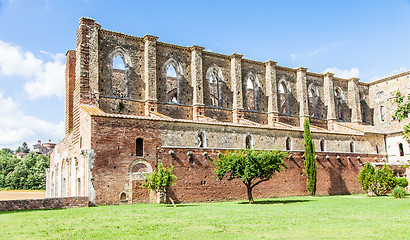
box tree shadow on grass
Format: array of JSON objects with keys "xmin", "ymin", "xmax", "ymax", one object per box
[{"xmin": 238, "ymin": 199, "xmax": 313, "ymax": 205}]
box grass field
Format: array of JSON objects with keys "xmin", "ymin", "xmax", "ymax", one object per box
[{"xmin": 0, "ymin": 195, "xmax": 409, "ymax": 239}]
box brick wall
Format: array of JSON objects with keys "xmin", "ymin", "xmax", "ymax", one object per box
[{"xmin": 0, "ymin": 197, "xmax": 89, "ymax": 211}]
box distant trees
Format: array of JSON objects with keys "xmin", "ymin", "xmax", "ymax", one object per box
[
  {"xmin": 213, "ymin": 149, "xmax": 287, "ymax": 204},
  {"xmin": 0, "ymin": 149, "xmax": 49, "ymax": 190},
  {"xmin": 303, "ymin": 118, "xmax": 317, "ymax": 196},
  {"xmin": 15, "ymin": 142, "xmax": 30, "ymax": 154}
]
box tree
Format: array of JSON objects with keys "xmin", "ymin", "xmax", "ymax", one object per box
[
  {"xmin": 392, "ymin": 91, "xmax": 410, "ymax": 140},
  {"xmin": 141, "ymin": 162, "xmax": 177, "ymax": 206},
  {"xmin": 213, "ymin": 149, "xmax": 287, "ymax": 204},
  {"xmin": 15, "ymin": 142, "xmax": 30, "ymax": 154},
  {"xmin": 304, "ymin": 118, "xmax": 317, "ymax": 196},
  {"xmin": 357, "ymin": 162, "xmax": 397, "ymax": 196}
]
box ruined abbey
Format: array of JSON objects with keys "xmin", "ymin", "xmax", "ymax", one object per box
[{"xmin": 46, "ymin": 17, "xmax": 410, "ymax": 205}]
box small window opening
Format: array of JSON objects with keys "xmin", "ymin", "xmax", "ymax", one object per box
[
  {"xmin": 376, "ymin": 145, "xmax": 380, "ymax": 154},
  {"xmin": 320, "ymin": 139, "xmax": 325, "ymax": 152},
  {"xmin": 350, "ymin": 141, "xmax": 355, "ymax": 153},
  {"xmin": 380, "ymin": 106, "xmax": 385, "ymax": 122},
  {"xmin": 285, "ymin": 137, "xmax": 291, "ymax": 151},
  {"xmin": 399, "ymin": 143, "xmax": 404, "ymax": 156},
  {"xmin": 245, "ymin": 135, "xmax": 252, "ymax": 149},
  {"xmin": 120, "ymin": 192, "xmax": 127, "ymax": 202},
  {"xmin": 197, "ymin": 133, "xmax": 204, "ymax": 148},
  {"xmin": 136, "ymin": 138, "xmax": 143, "ymax": 157}
]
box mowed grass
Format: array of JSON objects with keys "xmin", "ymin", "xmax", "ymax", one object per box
[{"xmin": 0, "ymin": 195, "xmax": 409, "ymax": 239}]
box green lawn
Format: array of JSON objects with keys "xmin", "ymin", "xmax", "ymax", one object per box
[{"xmin": 0, "ymin": 195, "xmax": 409, "ymax": 239}]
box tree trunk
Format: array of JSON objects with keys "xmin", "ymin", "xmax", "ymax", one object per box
[{"xmin": 247, "ymin": 186, "xmax": 254, "ymax": 204}]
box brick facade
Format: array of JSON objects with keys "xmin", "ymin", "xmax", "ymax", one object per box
[
  {"xmin": 0, "ymin": 197, "xmax": 89, "ymax": 211},
  {"xmin": 46, "ymin": 17, "xmax": 409, "ymax": 206}
]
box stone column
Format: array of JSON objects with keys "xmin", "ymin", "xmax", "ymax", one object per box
[
  {"xmin": 143, "ymin": 35, "xmax": 159, "ymax": 116},
  {"xmin": 191, "ymin": 45, "xmax": 205, "ymax": 120},
  {"xmin": 231, "ymin": 53, "xmax": 243, "ymax": 123},
  {"xmin": 296, "ymin": 67, "xmax": 308, "ymax": 127},
  {"xmin": 265, "ymin": 60, "xmax": 279, "ymax": 125},
  {"xmin": 348, "ymin": 78, "xmax": 362, "ymax": 124},
  {"xmin": 324, "ymin": 72, "xmax": 336, "ymax": 130}
]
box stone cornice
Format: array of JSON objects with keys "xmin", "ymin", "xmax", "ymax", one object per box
[
  {"xmin": 368, "ymin": 70, "xmax": 410, "ymax": 86},
  {"xmin": 157, "ymin": 41, "xmax": 190, "ymax": 52},
  {"xmin": 143, "ymin": 34, "xmax": 159, "ymax": 42},
  {"xmin": 190, "ymin": 45, "xmax": 205, "ymax": 52},
  {"xmin": 324, "ymin": 72, "xmax": 334, "ymax": 77},
  {"xmin": 202, "ymin": 50, "xmax": 231, "ymax": 60},
  {"xmin": 230, "ymin": 52, "xmax": 243, "ymax": 59},
  {"xmin": 296, "ymin": 67, "xmax": 308, "ymax": 72},
  {"xmin": 100, "ymin": 29, "xmax": 142, "ymax": 41},
  {"xmin": 264, "ymin": 60, "xmax": 277, "ymax": 66}
]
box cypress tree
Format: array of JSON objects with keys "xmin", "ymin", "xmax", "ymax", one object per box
[{"xmin": 304, "ymin": 118, "xmax": 317, "ymax": 196}]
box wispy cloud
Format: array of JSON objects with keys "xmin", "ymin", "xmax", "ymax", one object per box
[
  {"xmin": 323, "ymin": 67, "xmax": 360, "ymax": 79},
  {"xmin": 291, "ymin": 42, "xmax": 342, "ymax": 60},
  {"xmin": 0, "ymin": 40, "xmax": 65, "ymax": 99},
  {"xmin": 369, "ymin": 66, "xmax": 407, "ymax": 82},
  {"xmin": 0, "ymin": 91, "xmax": 64, "ymax": 149}
]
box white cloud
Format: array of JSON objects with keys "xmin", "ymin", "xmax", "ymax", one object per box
[
  {"xmin": 291, "ymin": 42, "xmax": 342, "ymax": 60},
  {"xmin": 0, "ymin": 40, "xmax": 65, "ymax": 99},
  {"xmin": 0, "ymin": 92, "xmax": 64, "ymax": 149},
  {"xmin": 323, "ymin": 67, "xmax": 360, "ymax": 79},
  {"xmin": 370, "ymin": 66, "xmax": 408, "ymax": 82}
]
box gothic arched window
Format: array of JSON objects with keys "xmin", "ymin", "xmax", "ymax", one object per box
[
  {"xmin": 279, "ymin": 82, "xmax": 289, "ymax": 114},
  {"xmin": 245, "ymin": 73, "xmax": 258, "ymax": 111},
  {"xmin": 207, "ymin": 66, "xmax": 223, "ymax": 107}
]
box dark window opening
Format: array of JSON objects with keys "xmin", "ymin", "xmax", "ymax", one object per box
[
  {"xmin": 120, "ymin": 192, "xmax": 127, "ymax": 201},
  {"xmin": 320, "ymin": 140, "xmax": 325, "ymax": 152},
  {"xmin": 399, "ymin": 143, "xmax": 404, "ymax": 156},
  {"xmin": 197, "ymin": 133, "xmax": 204, "ymax": 148},
  {"xmin": 245, "ymin": 135, "xmax": 252, "ymax": 149},
  {"xmin": 136, "ymin": 138, "xmax": 143, "ymax": 156},
  {"xmin": 350, "ymin": 141, "xmax": 354, "ymax": 153},
  {"xmin": 285, "ymin": 137, "xmax": 291, "ymax": 151}
]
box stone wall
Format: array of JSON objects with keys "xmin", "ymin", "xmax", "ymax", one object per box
[{"xmin": 0, "ymin": 197, "xmax": 89, "ymax": 211}]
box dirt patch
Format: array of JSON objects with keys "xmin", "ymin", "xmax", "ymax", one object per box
[{"xmin": 0, "ymin": 190, "xmax": 46, "ymax": 201}]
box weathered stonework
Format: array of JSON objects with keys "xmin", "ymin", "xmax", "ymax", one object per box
[{"xmin": 47, "ymin": 17, "xmax": 409, "ymax": 205}]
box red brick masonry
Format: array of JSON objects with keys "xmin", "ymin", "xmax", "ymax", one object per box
[{"xmin": 0, "ymin": 197, "xmax": 89, "ymax": 212}]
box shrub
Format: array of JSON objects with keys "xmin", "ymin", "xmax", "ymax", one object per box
[
  {"xmin": 391, "ymin": 186, "xmax": 407, "ymax": 198},
  {"xmin": 396, "ymin": 177, "xmax": 409, "ymax": 188},
  {"xmin": 357, "ymin": 163, "xmax": 397, "ymax": 196}
]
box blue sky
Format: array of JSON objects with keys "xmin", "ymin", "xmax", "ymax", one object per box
[{"xmin": 1, "ymin": 0, "xmax": 410, "ymax": 149}]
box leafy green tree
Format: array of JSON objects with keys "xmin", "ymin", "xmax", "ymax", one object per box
[
  {"xmin": 141, "ymin": 162, "xmax": 177, "ymax": 206},
  {"xmin": 304, "ymin": 118, "xmax": 317, "ymax": 196},
  {"xmin": 213, "ymin": 149, "xmax": 287, "ymax": 204},
  {"xmin": 15, "ymin": 142, "xmax": 30, "ymax": 153},
  {"xmin": 392, "ymin": 91, "xmax": 410, "ymax": 140},
  {"xmin": 1, "ymin": 148, "xmax": 13, "ymax": 154},
  {"xmin": 357, "ymin": 162, "xmax": 397, "ymax": 196},
  {"xmin": 4, "ymin": 153, "xmax": 49, "ymax": 190}
]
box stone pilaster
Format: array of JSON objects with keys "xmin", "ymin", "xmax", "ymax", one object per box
[
  {"xmin": 231, "ymin": 53, "xmax": 243, "ymax": 123},
  {"xmin": 296, "ymin": 67, "xmax": 308, "ymax": 127},
  {"xmin": 143, "ymin": 35, "xmax": 158, "ymax": 116},
  {"xmin": 324, "ymin": 72, "xmax": 336, "ymax": 130},
  {"xmin": 191, "ymin": 45, "xmax": 205, "ymax": 120},
  {"xmin": 265, "ymin": 60, "xmax": 279, "ymax": 125},
  {"xmin": 348, "ymin": 78, "xmax": 362, "ymax": 124}
]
